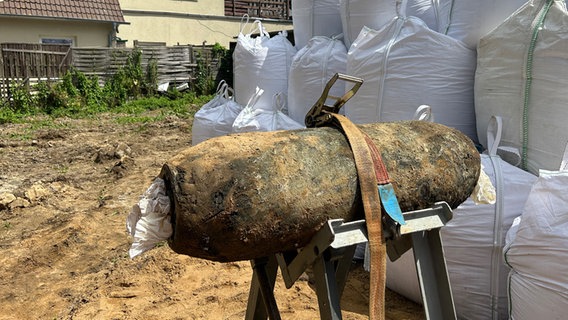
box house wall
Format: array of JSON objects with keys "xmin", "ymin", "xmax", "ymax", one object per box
[
  {"xmin": 118, "ymin": 0, "xmax": 292, "ymax": 48},
  {"xmin": 120, "ymin": 0, "xmax": 224, "ymax": 15},
  {"xmin": 0, "ymin": 18, "xmax": 114, "ymax": 47}
]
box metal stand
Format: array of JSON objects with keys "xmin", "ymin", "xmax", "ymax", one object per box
[{"xmin": 245, "ymin": 202, "xmax": 457, "ymax": 320}]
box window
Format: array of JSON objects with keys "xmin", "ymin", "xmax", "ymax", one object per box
[{"xmin": 41, "ymin": 38, "xmax": 74, "ymax": 46}]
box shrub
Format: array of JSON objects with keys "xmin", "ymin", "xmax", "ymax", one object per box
[
  {"xmin": 145, "ymin": 58, "xmax": 159, "ymax": 96},
  {"xmin": 8, "ymin": 81, "xmax": 35, "ymax": 114},
  {"xmin": 34, "ymin": 81, "xmax": 68, "ymax": 114}
]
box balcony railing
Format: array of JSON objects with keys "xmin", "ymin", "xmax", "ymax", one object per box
[{"xmin": 225, "ymin": 0, "xmax": 291, "ymax": 20}]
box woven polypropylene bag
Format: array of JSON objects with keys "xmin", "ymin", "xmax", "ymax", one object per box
[
  {"xmin": 291, "ymin": 0, "xmax": 343, "ymax": 49},
  {"xmin": 345, "ymin": 16, "xmax": 478, "ymax": 143},
  {"xmin": 287, "ymin": 36, "xmax": 347, "ymax": 124},
  {"xmin": 233, "ymin": 17, "xmax": 297, "ymax": 109},
  {"xmin": 191, "ymin": 81, "xmax": 243, "ymax": 145},
  {"xmin": 475, "ymin": 0, "xmax": 568, "ymax": 174},
  {"xmin": 504, "ymin": 142, "xmax": 568, "ymax": 320},
  {"xmin": 232, "ymin": 89, "xmax": 305, "ymax": 133}
]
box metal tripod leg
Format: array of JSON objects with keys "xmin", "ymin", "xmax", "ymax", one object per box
[
  {"xmin": 411, "ymin": 229, "xmax": 456, "ymax": 320},
  {"xmin": 312, "ymin": 245, "xmax": 356, "ymax": 320},
  {"xmin": 313, "ymin": 253, "xmax": 342, "ymax": 320},
  {"xmin": 245, "ymin": 256, "xmax": 280, "ymax": 320},
  {"xmin": 334, "ymin": 245, "xmax": 357, "ymax": 299}
]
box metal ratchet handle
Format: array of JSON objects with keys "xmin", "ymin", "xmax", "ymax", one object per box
[
  {"xmin": 305, "ymin": 73, "xmax": 364, "ymax": 128},
  {"xmin": 330, "ymin": 73, "xmax": 363, "ymax": 113}
]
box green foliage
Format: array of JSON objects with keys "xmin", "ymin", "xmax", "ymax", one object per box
[
  {"xmin": 103, "ymin": 72, "xmax": 129, "ymax": 109},
  {"xmin": 114, "ymin": 91, "xmax": 209, "ymax": 119},
  {"xmin": 7, "ymin": 81, "xmax": 35, "ymax": 114},
  {"xmin": 103, "ymin": 48, "xmax": 154, "ymax": 109},
  {"xmin": 0, "ymin": 46, "xmax": 215, "ymax": 124},
  {"xmin": 0, "ymin": 107, "xmax": 22, "ymax": 124},
  {"xmin": 193, "ymin": 43, "xmax": 229, "ymax": 96},
  {"xmin": 194, "ymin": 53, "xmax": 216, "ymax": 96},
  {"xmin": 122, "ymin": 48, "xmax": 145, "ymax": 98},
  {"xmin": 212, "ymin": 43, "xmax": 233, "ymax": 86},
  {"xmin": 32, "ymin": 69, "xmax": 106, "ymax": 117},
  {"xmin": 28, "ymin": 118, "xmax": 68, "ymax": 131},
  {"xmin": 0, "ymin": 117, "xmax": 68, "ymax": 140},
  {"xmin": 145, "ymin": 59, "xmax": 159, "ymax": 96},
  {"xmin": 211, "ymin": 42, "xmax": 226, "ymax": 58},
  {"xmin": 34, "ymin": 81, "xmax": 69, "ymax": 114},
  {"xmin": 69, "ymin": 68, "xmax": 105, "ymax": 109}
]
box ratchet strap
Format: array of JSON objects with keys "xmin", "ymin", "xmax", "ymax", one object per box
[
  {"xmin": 306, "ymin": 73, "xmax": 401, "ymax": 319},
  {"xmin": 329, "ymin": 113, "xmax": 387, "ymax": 320}
]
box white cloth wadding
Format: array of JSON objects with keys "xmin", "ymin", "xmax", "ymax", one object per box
[{"xmin": 126, "ymin": 178, "xmax": 173, "ymax": 258}]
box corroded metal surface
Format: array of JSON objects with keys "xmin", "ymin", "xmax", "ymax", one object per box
[{"xmin": 160, "ymin": 121, "xmax": 480, "ymax": 262}]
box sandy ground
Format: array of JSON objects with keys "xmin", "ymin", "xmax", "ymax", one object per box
[{"xmin": 0, "ymin": 109, "xmax": 425, "ymax": 320}]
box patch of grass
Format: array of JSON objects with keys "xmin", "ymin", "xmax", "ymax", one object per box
[
  {"xmin": 97, "ymin": 187, "xmax": 113, "ymax": 208},
  {"xmin": 132, "ymin": 123, "xmax": 151, "ymax": 134},
  {"xmin": 0, "ymin": 106, "xmax": 27, "ymax": 124},
  {"xmin": 54, "ymin": 164, "xmax": 69, "ymax": 174},
  {"xmin": 8, "ymin": 132, "xmax": 33, "ymax": 141},
  {"xmin": 1, "ymin": 117, "xmax": 70, "ymax": 141},
  {"xmin": 110, "ymin": 255, "xmax": 121, "ymax": 266},
  {"xmin": 115, "ymin": 115, "xmax": 161, "ymax": 125},
  {"xmin": 110, "ymin": 92, "xmax": 212, "ymax": 125},
  {"xmin": 117, "ymin": 92, "xmax": 210, "ymax": 114},
  {"xmin": 28, "ymin": 118, "xmax": 69, "ymax": 131}
]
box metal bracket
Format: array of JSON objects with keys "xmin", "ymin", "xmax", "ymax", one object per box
[{"xmin": 386, "ymin": 201, "xmax": 453, "ymax": 261}]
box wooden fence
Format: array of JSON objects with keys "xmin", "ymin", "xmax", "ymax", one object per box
[
  {"xmin": 1, "ymin": 43, "xmax": 72, "ymax": 98},
  {"xmin": 1, "ymin": 43, "xmax": 222, "ymax": 99},
  {"xmin": 225, "ymin": 0, "xmax": 291, "ymax": 20}
]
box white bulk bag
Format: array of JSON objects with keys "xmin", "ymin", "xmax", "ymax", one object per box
[
  {"xmin": 339, "ymin": 0, "xmax": 398, "ymax": 48},
  {"xmin": 507, "ymin": 270, "xmax": 568, "ymax": 320},
  {"xmin": 385, "ymin": 250, "xmax": 422, "ymax": 304},
  {"xmin": 191, "ymin": 81, "xmax": 243, "ymax": 145},
  {"xmin": 291, "ymin": 0, "xmax": 343, "ymax": 50},
  {"xmin": 440, "ymin": 0, "xmax": 527, "ymax": 49},
  {"xmin": 233, "ymin": 16, "xmax": 297, "ymax": 108},
  {"xmin": 475, "ymin": 0, "xmax": 568, "ymax": 175},
  {"xmin": 405, "ymin": 0, "xmax": 446, "ymax": 32},
  {"xmin": 345, "ymin": 16, "xmax": 478, "ymax": 143},
  {"xmin": 504, "ymin": 142, "xmax": 568, "ymax": 320},
  {"xmin": 287, "ymin": 36, "xmax": 347, "ymax": 124},
  {"xmin": 232, "ymin": 89, "xmax": 305, "ymax": 133},
  {"xmin": 386, "ymin": 116, "xmax": 537, "ymax": 319}
]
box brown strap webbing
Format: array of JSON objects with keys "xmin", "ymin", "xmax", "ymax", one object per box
[{"xmin": 328, "ymin": 113, "xmax": 387, "ymax": 320}]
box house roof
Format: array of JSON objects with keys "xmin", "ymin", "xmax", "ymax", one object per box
[{"xmin": 0, "ymin": 0, "xmax": 126, "ymax": 23}]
